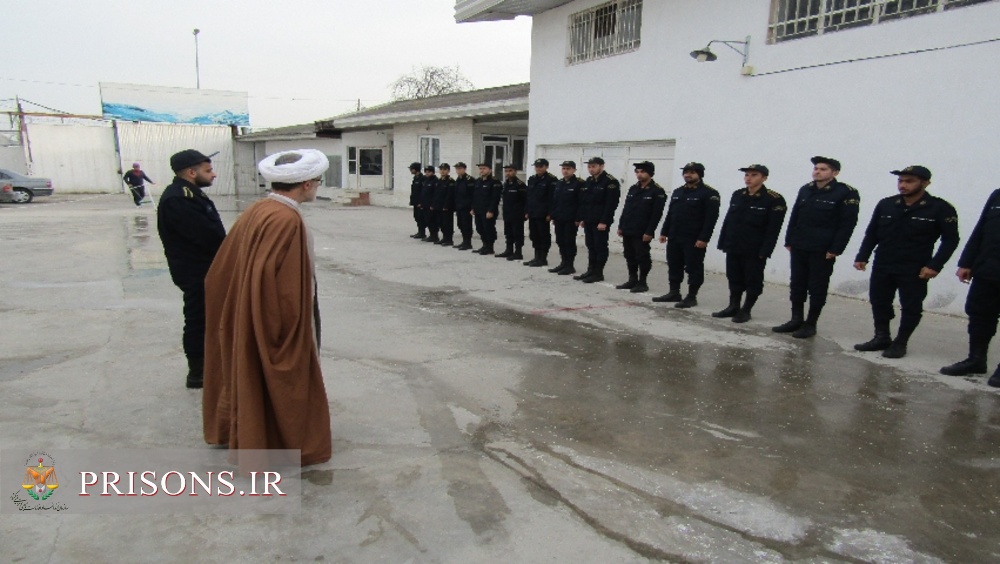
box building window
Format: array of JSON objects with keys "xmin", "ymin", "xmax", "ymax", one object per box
[
  {"xmin": 348, "ymin": 146, "xmax": 357, "ymax": 175},
  {"xmin": 420, "ymin": 136, "xmax": 441, "ymax": 168},
  {"xmin": 567, "ymin": 0, "xmax": 643, "ymax": 65},
  {"xmin": 359, "ymin": 149, "xmax": 383, "ymax": 176},
  {"xmin": 768, "ymin": 0, "xmax": 996, "ymax": 43}
]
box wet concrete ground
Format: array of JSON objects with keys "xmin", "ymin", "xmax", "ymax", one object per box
[{"xmin": 1, "ymin": 194, "xmax": 999, "ymax": 563}]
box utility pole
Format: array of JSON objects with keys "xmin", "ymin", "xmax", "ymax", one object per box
[
  {"xmin": 15, "ymin": 96, "xmax": 33, "ymax": 172},
  {"xmin": 193, "ymin": 29, "xmax": 201, "ymax": 89},
  {"xmin": 357, "ymin": 98, "xmax": 361, "ymax": 111}
]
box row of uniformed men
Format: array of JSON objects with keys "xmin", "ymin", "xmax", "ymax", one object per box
[{"xmin": 407, "ymin": 157, "xmax": 1000, "ymax": 386}]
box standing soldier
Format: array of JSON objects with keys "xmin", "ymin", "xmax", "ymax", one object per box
[
  {"xmin": 853, "ymin": 166, "xmax": 959, "ymax": 358},
  {"xmin": 472, "ymin": 162, "xmax": 503, "ymax": 255},
  {"xmin": 434, "ymin": 163, "xmax": 456, "ymax": 246},
  {"xmin": 498, "ymin": 164, "xmax": 528, "ymax": 260},
  {"xmin": 524, "ymin": 158, "xmax": 558, "ymax": 267},
  {"xmin": 773, "ymin": 156, "xmax": 860, "ymax": 338},
  {"xmin": 714, "ymin": 164, "xmax": 787, "ymax": 323},
  {"xmin": 408, "ymin": 162, "xmax": 425, "ymax": 239},
  {"xmin": 420, "ymin": 166, "xmax": 439, "ymax": 243},
  {"xmin": 156, "ymin": 149, "xmax": 226, "ymax": 388},
  {"xmin": 575, "ymin": 157, "xmax": 622, "ymax": 283},
  {"xmin": 615, "ymin": 161, "xmax": 667, "ymax": 293},
  {"xmin": 452, "ymin": 163, "xmax": 475, "ymax": 250},
  {"xmin": 653, "ymin": 162, "xmax": 720, "ymax": 309},
  {"xmin": 549, "ymin": 161, "xmax": 584, "ymax": 275},
  {"xmin": 941, "ymin": 187, "xmax": 1000, "ymax": 385}
]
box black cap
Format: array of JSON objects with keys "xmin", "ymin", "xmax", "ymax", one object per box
[
  {"xmin": 739, "ymin": 164, "xmax": 770, "ymax": 176},
  {"xmin": 811, "ymin": 156, "xmax": 842, "ymax": 171},
  {"xmin": 476, "ymin": 162, "xmax": 491, "ymax": 168},
  {"xmin": 634, "ymin": 161, "xmax": 655, "ymax": 175},
  {"xmin": 170, "ymin": 149, "xmax": 217, "ymax": 173},
  {"xmin": 560, "ymin": 160, "xmax": 577, "ymax": 168},
  {"xmin": 503, "ymin": 163, "xmax": 517, "ymax": 170},
  {"xmin": 587, "ymin": 157, "xmax": 605, "ymax": 165},
  {"xmin": 423, "ymin": 165, "xmax": 435, "ymax": 172},
  {"xmin": 455, "ymin": 162, "xmax": 467, "ymax": 169},
  {"xmin": 438, "ymin": 163, "xmax": 450, "ymax": 170},
  {"xmin": 890, "ymin": 165, "xmax": 932, "ymax": 180},
  {"xmin": 681, "ymin": 162, "xmax": 705, "ymax": 176},
  {"xmin": 409, "ymin": 162, "xmax": 422, "ymax": 171},
  {"xmin": 533, "ymin": 158, "xmax": 549, "ymax": 167}
]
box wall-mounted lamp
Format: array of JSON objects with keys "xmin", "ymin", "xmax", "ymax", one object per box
[{"xmin": 690, "ymin": 36, "xmax": 752, "ymax": 73}]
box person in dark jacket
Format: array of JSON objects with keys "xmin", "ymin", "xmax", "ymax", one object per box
[
  {"xmin": 156, "ymin": 149, "xmax": 226, "ymax": 388},
  {"xmin": 524, "ymin": 158, "xmax": 558, "ymax": 267},
  {"xmin": 434, "ymin": 163, "xmax": 456, "ymax": 246},
  {"xmin": 123, "ymin": 162, "xmax": 155, "ymax": 207},
  {"xmin": 419, "ymin": 166, "xmax": 439, "ymax": 243},
  {"xmin": 941, "ymin": 188, "xmax": 1000, "ymax": 385},
  {"xmin": 575, "ymin": 157, "xmax": 621, "ymax": 283},
  {"xmin": 773, "ymin": 156, "xmax": 860, "ymax": 338},
  {"xmin": 472, "ymin": 163, "xmax": 503, "ymax": 255},
  {"xmin": 408, "ymin": 162, "xmax": 425, "ymax": 239},
  {"xmin": 549, "ymin": 161, "xmax": 584, "ymax": 275},
  {"xmin": 498, "ymin": 164, "xmax": 528, "ymax": 261},
  {"xmin": 653, "ymin": 162, "xmax": 720, "ymax": 309},
  {"xmin": 615, "ymin": 161, "xmax": 667, "ymax": 293},
  {"xmin": 452, "ymin": 163, "xmax": 475, "ymax": 250},
  {"xmin": 714, "ymin": 164, "xmax": 787, "ymax": 323},
  {"xmin": 853, "ymin": 166, "xmax": 960, "ymax": 359}
]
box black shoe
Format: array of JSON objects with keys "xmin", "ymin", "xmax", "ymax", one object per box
[
  {"xmin": 882, "ymin": 340, "xmax": 908, "ymax": 359},
  {"xmin": 988, "ymin": 366, "xmax": 1000, "ymax": 387},
  {"xmin": 630, "ymin": 282, "xmax": 649, "ymax": 293},
  {"xmin": 548, "ymin": 262, "xmax": 567, "ymax": 273},
  {"xmin": 508, "ymin": 252, "xmax": 523, "ymax": 261},
  {"xmin": 792, "ymin": 323, "xmax": 817, "ymax": 339},
  {"xmin": 557, "ymin": 265, "xmax": 576, "ymax": 276},
  {"xmin": 496, "ymin": 249, "xmax": 512, "ymax": 258},
  {"xmin": 652, "ymin": 291, "xmax": 682, "ymax": 303},
  {"xmin": 524, "ymin": 258, "xmax": 540, "ymax": 266},
  {"xmin": 531, "ymin": 259, "xmax": 547, "ymax": 267},
  {"xmin": 573, "ymin": 270, "xmax": 593, "ymax": 280},
  {"xmin": 616, "ymin": 278, "xmax": 638, "ymax": 290},
  {"xmin": 457, "ymin": 243, "xmax": 473, "ymax": 250},
  {"xmin": 712, "ymin": 304, "xmax": 740, "ymax": 318},
  {"xmin": 732, "ymin": 309, "xmax": 752, "ymax": 323},
  {"xmin": 772, "ymin": 317, "xmax": 804, "ymax": 333},
  {"xmin": 438, "ymin": 239, "xmax": 454, "ymax": 246},
  {"xmin": 940, "ymin": 357, "xmax": 988, "ymax": 376},
  {"xmin": 425, "ymin": 236, "xmax": 440, "ymax": 243},
  {"xmin": 674, "ymin": 295, "xmax": 697, "ymax": 309},
  {"xmin": 410, "ymin": 232, "xmax": 424, "ymax": 239},
  {"xmin": 582, "ymin": 272, "xmax": 604, "ymax": 283},
  {"xmin": 854, "ymin": 334, "xmax": 892, "ymax": 352}
]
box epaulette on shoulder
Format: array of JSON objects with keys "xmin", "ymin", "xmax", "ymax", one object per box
[
  {"xmin": 182, "ymin": 187, "xmax": 194, "ymax": 199},
  {"xmin": 766, "ymin": 189, "xmax": 784, "ymax": 200}
]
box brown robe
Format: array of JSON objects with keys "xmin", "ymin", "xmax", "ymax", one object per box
[{"xmin": 202, "ymin": 198, "xmax": 332, "ymax": 466}]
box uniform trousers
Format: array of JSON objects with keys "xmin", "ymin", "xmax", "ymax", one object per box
[
  {"xmin": 503, "ymin": 213, "xmax": 525, "ymax": 247},
  {"xmin": 456, "ymin": 209, "xmax": 473, "ymax": 238},
  {"xmin": 583, "ymin": 224, "xmax": 610, "ymax": 267},
  {"xmin": 622, "ymin": 235, "xmax": 652, "ymax": 277},
  {"xmin": 966, "ymin": 277, "xmax": 1000, "ymax": 339},
  {"xmin": 474, "ymin": 213, "xmax": 497, "ymax": 244},
  {"xmin": 425, "ymin": 208, "xmax": 440, "ymax": 237},
  {"xmin": 553, "ymin": 220, "xmax": 578, "ymax": 260},
  {"xmin": 527, "ymin": 218, "xmax": 551, "ymax": 253},
  {"xmin": 179, "ymin": 281, "xmax": 206, "ymax": 361},
  {"xmin": 413, "ymin": 207, "xmax": 425, "ymax": 232},
  {"xmin": 869, "ymin": 268, "xmax": 928, "ymax": 335},
  {"xmin": 789, "ymin": 249, "xmax": 836, "ymax": 306},
  {"xmin": 438, "ymin": 210, "xmax": 454, "ymax": 239},
  {"xmin": 725, "ymin": 253, "xmax": 766, "ymax": 298},
  {"xmin": 667, "ymin": 238, "xmax": 706, "ymax": 289}
]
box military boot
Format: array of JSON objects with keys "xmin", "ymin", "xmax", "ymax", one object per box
[
  {"xmin": 773, "ymin": 302, "xmax": 805, "ymax": 333},
  {"xmin": 854, "ymin": 324, "xmax": 892, "ymax": 351},
  {"xmin": 652, "ymin": 286, "xmax": 682, "ymax": 303},
  {"xmin": 582, "ymin": 265, "xmax": 605, "ymax": 283},
  {"xmin": 507, "ymin": 245, "xmax": 523, "ymax": 261},
  {"xmin": 940, "ymin": 335, "xmax": 990, "ymax": 376},
  {"xmin": 574, "ymin": 262, "xmax": 594, "ymax": 281},
  {"xmin": 712, "ymin": 294, "xmax": 742, "ymax": 318},
  {"xmin": 496, "ymin": 243, "xmax": 513, "ymax": 258},
  {"xmin": 674, "ymin": 289, "xmax": 698, "ymax": 309},
  {"xmin": 186, "ymin": 356, "xmax": 204, "ymax": 389},
  {"xmin": 557, "ymin": 260, "xmax": 576, "ymax": 275},
  {"xmin": 532, "ymin": 251, "xmax": 548, "ymax": 267}
]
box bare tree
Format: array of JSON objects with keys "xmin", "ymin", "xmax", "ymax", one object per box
[{"xmin": 389, "ymin": 65, "xmax": 474, "ymax": 101}]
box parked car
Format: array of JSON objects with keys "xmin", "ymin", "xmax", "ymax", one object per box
[
  {"xmin": 0, "ymin": 168, "xmax": 54, "ymax": 203},
  {"xmin": 0, "ymin": 182, "xmax": 14, "ymax": 203}
]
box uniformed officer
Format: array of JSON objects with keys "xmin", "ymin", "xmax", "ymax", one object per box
[
  {"xmin": 472, "ymin": 163, "xmax": 503, "ymax": 255},
  {"xmin": 854, "ymin": 166, "xmax": 960, "ymax": 358},
  {"xmin": 714, "ymin": 164, "xmax": 787, "ymax": 323},
  {"xmin": 773, "ymin": 156, "xmax": 860, "ymax": 338},
  {"xmin": 434, "ymin": 163, "xmax": 456, "ymax": 246},
  {"xmin": 575, "ymin": 157, "xmax": 622, "ymax": 283},
  {"xmin": 452, "ymin": 162, "xmax": 475, "ymax": 250},
  {"xmin": 408, "ymin": 162, "xmax": 425, "ymax": 239},
  {"xmin": 419, "ymin": 166, "xmax": 439, "ymax": 243},
  {"xmin": 156, "ymin": 149, "xmax": 226, "ymax": 388},
  {"xmin": 549, "ymin": 161, "xmax": 584, "ymax": 275},
  {"xmin": 497, "ymin": 164, "xmax": 528, "ymax": 260},
  {"xmin": 524, "ymin": 158, "xmax": 558, "ymax": 267},
  {"xmin": 615, "ymin": 161, "xmax": 667, "ymax": 293},
  {"xmin": 653, "ymin": 162, "xmax": 720, "ymax": 309},
  {"xmin": 941, "ymin": 188, "xmax": 1000, "ymax": 385}
]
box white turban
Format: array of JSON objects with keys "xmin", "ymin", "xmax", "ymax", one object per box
[{"xmin": 258, "ymin": 149, "xmax": 330, "ymax": 183}]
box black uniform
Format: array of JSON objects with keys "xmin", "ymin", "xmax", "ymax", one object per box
[
  {"xmin": 501, "ymin": 176, "xmax": 528, "ymax": 252},
  {"xmin": 660, "ymin": 182, "xmax": 721, "ymax": 293},
  {"xmin": 434, "ymin": 175, "xmax": 456, "ymax": 242},
  {"xmin": 578, "ymin": 171, "xmax": 622, "ymax": 273},
  {"xmin": 552, "ymin": 176, "xmax": 583, "ymax": 265},
  {"xmin": 855, "ymin": 192, "xmax": 960, "ymax": 340},
  {"xmin": 784, "ymin": 179, "xmax": 861, "ymax": 316},
  {"xmin": 526, "ymin": 172, "xmax": 558, "ymax": 258},
  {"xmin": 123, "ymin": 169, "xmax": 153, "ymax": 206},
  {"xmin": 618, "ymin": 181, "xmax": 667, "ymax": 283},
  {"xmin": 453, "ymin": 173, "xmax": 475, "ymax": 244},
  {"xmin": 156, "ymin": 177, "xmax": 226, "ymax": 366},
  {"xmin": 717, "ymin": 187, "xmax": 787, "ymax": 303},
  {"xmin": 959, "ymin": 189, "xmax": 1000, "ymax": 341},
  {"xmin": 409, "ymin": 173, "xmax": 425, "ymax": 236},
  {"xmin": 472, "ymin": 175, "xmax": 503, "ymax": 248},
  {"xmin": 420, "ymin": 174, "xmax": 439, "ymax": 240}
]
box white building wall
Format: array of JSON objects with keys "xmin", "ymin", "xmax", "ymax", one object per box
[
  {"xmin": 391, "ymin": 119, "xmax": 475, "ymax": 207},
  {"xmin": 342, "ymin": 130, "xmax": 391, "ymax": 192},
  {"xmin": 27, "ymin": 122, "xmax": 121, "ymax": 193},
  {"xmin": 529, "ymin": 0, "xmax": 1000, "ymax": 313},
  {"xmin": 263, "ymin": 138, "xmax": 345, "ymax": 191}
]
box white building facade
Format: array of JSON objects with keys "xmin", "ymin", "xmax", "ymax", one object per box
[{"xmin": 457, "ymin": 0, "xmax": 1000, "ymax": 314}]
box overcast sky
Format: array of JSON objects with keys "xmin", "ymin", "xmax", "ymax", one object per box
[{"xmin": 1, "ymin": 0, "xmax": 532, "ymax": 128}]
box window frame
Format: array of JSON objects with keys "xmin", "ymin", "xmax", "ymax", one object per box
[
  {"xmin": 566, "ymin": 0, "xmax": 643, "ymax": 66},
  {"xmin": 419, "ymin": 136, "xmax": 441, "ymax": 169}
]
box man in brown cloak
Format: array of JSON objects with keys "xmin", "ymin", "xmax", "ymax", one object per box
[{"xmin": 203, "ymin": 149, "xmax": 332, "ymax": 466}]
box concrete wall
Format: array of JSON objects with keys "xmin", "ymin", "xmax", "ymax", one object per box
[
  {"xmin": 391, "ymin": 118, "xmax": 476, "ymax": 207},
  {"xmin": 342, "ymin": 130, "xmax": 391, "ymax": 191},
  {"xmin": 529, "ymin": 0, "xmax": 1000, "ymax": 313},
  {"xmin": 28, "ymin": 122, "xmax": 121, "ymax": 193}
]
